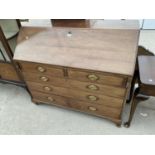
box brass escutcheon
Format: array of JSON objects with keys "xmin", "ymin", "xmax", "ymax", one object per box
[
  {"xmin": 87, "ymin": 74, "xmax": 99, "ymax": 81},
  {"xmin": 43, "ymin": 86, "xmax": 52, "ymax": 91},
  {"xmin": 87, "ymin": 95, "xmax": 98, "ymax": 101},
  {"xmin": 87, "ymin": 84, "xmax": 99, "ymax": 90},
  {"xmin": 88, "ymin": 106, "xmax": 97, "ymax": 111},
  {"xmin": 37, "ymin": 66, "xmax": 46, "ymax": 72},
  {"xmin": 47, "ymin": 96, "xmax": 54, "ymax": 102},
  {"xmin": 40, "ymin": 76, "xmax": 49, "ymax": 82}
]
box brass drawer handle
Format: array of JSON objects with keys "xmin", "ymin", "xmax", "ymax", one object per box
[
  {"xmin": 43, "ymin": 86, "xmax": 52, "ymax": 91},
  {"xmin": 86, "ymin": 84, "xmax": 99, "ymax": 91},
  {"xmin": 47, "ymin": 96, "xmax": 54, "ymax": 102},
  {"xmin": 87, "ymin": 74, "xmax": 99, "ymax": 81},
  {"xmin": 87, "ymin": 95, "xmax": 98, "ymax": 101},
  {"xmin": 88, "ymin": 106, "xmax": 97, "ymax": 111},
  {"xmin": 40, "ymin": 76, "xmax": 49, "ymax": 82},
  {"xmin": 37, "ymin": 66, "xmax": 46, "ymax": 73}
]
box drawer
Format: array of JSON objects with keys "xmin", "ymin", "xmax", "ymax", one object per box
[
  {"xmin": 19, "ymin": 61, "xmax": 64, "ymax": 77},
  {"xmin": 27, "ymin": 81, "xmax": 69, "ymax": 97},
  {"xmin": 23, "ymin": 72, "xmax": 68, "ymax": 87},
  {"xmin": 67, "ymin": 99, "xmax": 121, "ymax": 119},
  {"xmin": 68, "ymin": 79, "xmax": 126, "ymax": 98},
  {"xmin": 31, "ymin": 91, "xmax": 68, "ymax": 107},
  {"xmin": 32, "ymin": 90, "xmax": 121, "ymax": 119},
  {"xmin": 27, "ymin": 80, "xmax": 126, "ymax": 100},
  {"xmin": 69, "ymin": 89, "xmax": 123, "ymax": 108},
  {"xmin": 68, "ymin": 69, "xmax": 127, "ymax": 87},
  {"xmin": 27, "ymin": 81, "xmax": 123, "ymax": 108}
]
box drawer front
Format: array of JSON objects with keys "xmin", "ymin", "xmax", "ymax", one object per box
[
  {"xmin": 23, "ymin": 72, "xmax": 68, "ymax": 87},
  {"xmin": 31, "ymin": 91, "xmax": 68, "ymax": 106},
  {"xmin": 27, "ymin": 80, "xmax": 126, "ymax": 101},
  {"xmin": 69, "ymin": 89, "xmax": 123, "ymax": 108},
  {"xmin": 68, "ymin": 79, "xmax": 126, "ymax": 98},
  {"xmin": 31, "ymin": 90, "xmax": 121, "ymax": 119},
  {"xmin": 27, "ymin": 81, "xmax": 69, "ymax": 97},
  {"xmin": 67, "ymin": 99, "xmax": 121, "ymax": 119},
  {"xmin": 20, "ymin": 61, "xmax": 64, "ymax": 77},
  {"xmin": 68, "ymin": 69, "xmax": 127, "ymax": 87},
  {"xmin": 27, "ymin": 81, "xmax": 123, "ymax": 108}
]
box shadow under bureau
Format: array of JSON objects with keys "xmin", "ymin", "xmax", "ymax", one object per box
[{"xmin": 13, "ymin": 24, "xmax": 139, "ymax": 126}]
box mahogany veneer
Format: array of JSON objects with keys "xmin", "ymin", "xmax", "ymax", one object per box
[{"xmin": 14, "ymin": 21, "xmax": 139, "ymax": 126}]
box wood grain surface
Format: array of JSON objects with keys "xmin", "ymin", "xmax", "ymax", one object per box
[
  {"xmin": 0, "ymin": 62, "xmax": 20, "ymax": 81},
  {"xmin": 14, "ymin": 25, "xmax": 139, "ymax": 76},
  {"xmin": 13, "ymin": 21, "xmax": 140, "ymax": 125},
  {"xmin": 31, "ymin": 90, "xmax": 121, "ymax": 119}
]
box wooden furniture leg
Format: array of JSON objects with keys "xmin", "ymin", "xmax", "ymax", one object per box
[
  {"xmin": 126, "ymin": 70, "xmax": 138, "ymax": 103},
  {"xmin": 116, "ymin": 122, "xmax": 122, "ymax": 127},
  {"xmin": 124, "ymin": 87, "xmax": 140, "ymax": 127}
]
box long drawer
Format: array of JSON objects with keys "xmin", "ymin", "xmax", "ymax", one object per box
[
  {"xmin": 31, "ymin": 91, "xmax": 121, "ymax": 119},
  {"xmin": 69, "ymin": 89, "xmax": 123, "ymax": 108},
  {"xmin": 27, "ymin": 75, "xmax": 126, "ymax": 98},
  {"xmin": 32, "ymin": 90, "xmax": 68, "ymax": 107},
  {"xmin": 27, "ymin": 81, "xmax": 69, "ymax": 97},
  {"xmin": 67, "ymin": 99, "xmax": 121, "ymax": 119},
  {"xmin": 24, "ymin": 71, "xmax": 126, "ymax": 99},
  {"xmin": 19, "ymin": 61, "xmax": 64, "ymax": 77},
  {"xmin": 27, "ymin": 81, "xmax": 123, "ymax": 108},
  {"xmin": 68, "ymin": 68, "xmax": 127, "ymax": 87},
  {"xmin": 68, "ymin": 79, "xmax": 126, "ymax": 98}
]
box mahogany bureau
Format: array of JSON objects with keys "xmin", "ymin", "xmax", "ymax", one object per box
[{"xmin": 13, "ymin": 21, "xmax": 139, "ymax": 126}]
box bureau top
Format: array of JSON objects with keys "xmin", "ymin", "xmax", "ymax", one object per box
[{"xmin": 14, "ymin": 25, "xmax": 139, "ymax": 76}]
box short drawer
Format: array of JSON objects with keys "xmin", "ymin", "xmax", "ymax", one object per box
[
  {"xmin": 19, "ymin": 61, "xmax": 64, "ymax": 77},
  {"xmin": 31, "ymin": 91, "xmax": 68, "ymax": 107},
  {"xmin": 68, "ymin": 79, "xmax": 126, "ymax": 98},
  {"xmin": 68, "ymin": 69, "xmax": 127, "ymax": 87},
  {"xmin": 23, "ymin": 72, "xmax": 68, "ymax": 87}
]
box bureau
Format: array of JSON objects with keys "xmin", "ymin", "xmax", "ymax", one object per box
[{"xmin": 13, "ymin": 21, "xmax": 139, "ymax": 126}]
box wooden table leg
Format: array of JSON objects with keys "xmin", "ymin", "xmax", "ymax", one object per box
[
  {"xmin": 126, "ymin": 70, "xmax": 138, "ymax": 104},
  {"xmin": 124, "ymin": 87, "xmax": 140, "ymax": 128}
]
